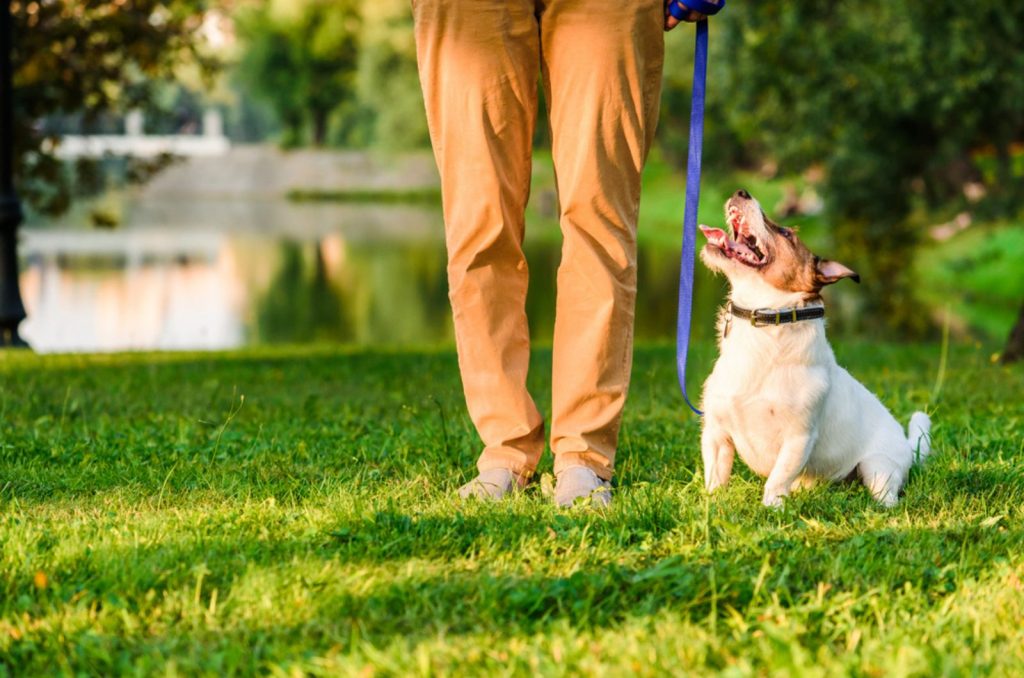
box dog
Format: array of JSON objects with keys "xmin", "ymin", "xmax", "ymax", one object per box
[{"xmin": 697, "ymin": 189, "xmax": 932, "ymax": 507}]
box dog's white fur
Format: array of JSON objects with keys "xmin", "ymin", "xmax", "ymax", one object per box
[{"xmin": 699, "ymin": 196, "xmax": 932, "ymax": 508}]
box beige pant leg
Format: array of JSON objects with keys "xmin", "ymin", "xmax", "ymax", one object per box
[
  {"xmin": 542, "ymin": 0, "xmax": 665, "ymax": 480},
  {"xmin": 413, "ymin": 0, "xmax": 545, "ymax": 479}
]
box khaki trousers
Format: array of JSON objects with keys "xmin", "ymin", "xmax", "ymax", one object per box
[{"xmin": 413, "ymin": 0, "xmax": 664, "ymax": 481}]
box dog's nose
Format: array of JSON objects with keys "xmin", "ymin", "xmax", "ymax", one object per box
[{"xmin": 734, "ymin": 189, "xmax": 751, "ymax": 200}]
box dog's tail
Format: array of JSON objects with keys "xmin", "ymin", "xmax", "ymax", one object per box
[{"xmin": 907, "ymin": 412, "xmax": 932, "ymax": 464}]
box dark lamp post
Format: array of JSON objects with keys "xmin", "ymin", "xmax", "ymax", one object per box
[{"xmin": 0, "ymin": 0, "xmax": 28, "ymax": 348}]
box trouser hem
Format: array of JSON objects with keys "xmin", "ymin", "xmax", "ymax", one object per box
[{"xmin": 477, "ymin": 454, "xmax": 537, "ymax": 482}]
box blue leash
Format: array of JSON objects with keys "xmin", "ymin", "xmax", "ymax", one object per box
[{"xmin": 673, "ymin": 8, "xmax": 719, "ymax": 417}]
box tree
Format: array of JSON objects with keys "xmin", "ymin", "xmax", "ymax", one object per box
[
  {"xmin": 347, "ymin": 0, "xmax": 428, "ymax": 150},
  {"xmin": 12, "ymin": 0, "xmax": 216, "ymax": 215},
  {"xmin": 1002, "ymin": 302, "xmax": 1024, "ymax": 364},
  {"xmin": 712, "ymin": 1, "xmax": 1024, "ymax": 335},
  {"xmin": 235, "ymin": 0, "xmax": 360, "ymax": 147}
]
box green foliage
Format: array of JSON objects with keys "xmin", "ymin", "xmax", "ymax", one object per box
[
  {"xmin": 714, "ymin": 1, "xmax": 1024, "ymax": 335},
  {"xmin": 344, "ymin": 2, "xmax": 429, "ymax": 149},
  {"xmin": 233, "ymin": 0, "xmax": 427, "ymax": 150},
  {"xmin": 0, "ymin": 343, "xmax": 1022, "ymax": 673},
  {"xmin": 12, "ymin": 0, "xmax": 215, "ymax": 215},
  {"xmin": 235, "ymin": 0, "xmax": 361, "ymax": 147},
  {"xmin": 659, "ymin": 29, "xmax": 752, "ymax": 174},
  {"xmin": 918, "ymin": 223, "xmax": 1024, "ymax": 340}
]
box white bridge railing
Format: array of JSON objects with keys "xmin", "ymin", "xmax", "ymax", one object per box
[{"xmin": 51, "ymin": 109, "xmax": 230, "ymax": 159}]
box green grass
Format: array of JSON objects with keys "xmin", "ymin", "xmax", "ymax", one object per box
[{"xmin": 1, "ymin": 342, "xmax": 1022, "ymax": 675}]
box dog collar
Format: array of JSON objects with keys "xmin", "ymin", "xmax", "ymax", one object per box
[{"xmin": 728, "ymin": 301, "xmax": 825, "ymax": 327}]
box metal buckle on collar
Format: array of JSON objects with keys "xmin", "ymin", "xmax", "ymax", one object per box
[{"xmin": 734, "ymin": 303, "xmax": 823, "ymax": 329}]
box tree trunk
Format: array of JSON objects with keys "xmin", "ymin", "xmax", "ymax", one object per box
[
  {"xmin": 1002, "ymin": 300, "xmax": 1024, "ymax": 364},
  {"xmin": 311, "ymin": 110, "xmax": 328, "ymax": 147}
]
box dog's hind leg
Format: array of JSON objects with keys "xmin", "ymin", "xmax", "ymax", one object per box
[
  {"xmin": 701, "ymin": 422, "xmax": 735, "ymax": 493},
  {"xmin": 907, "ymin": 412, "xmax": 932, "ymax": 463},
  {"xmin": 858, "ymin": 453, "xmax": 909, "ymax": 507},
  {"xmin": 858, "ymin": 412, "xmax": 931, "ymax": 507}
]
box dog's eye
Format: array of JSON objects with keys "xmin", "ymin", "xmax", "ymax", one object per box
[{"xmin": 781, "ymin": 228, "xmax": 795, "ymax": 240}]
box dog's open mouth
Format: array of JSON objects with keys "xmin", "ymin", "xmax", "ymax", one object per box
[{"xmin": 700, "ymin": 205, "xmax": 767, "ymax": 267}]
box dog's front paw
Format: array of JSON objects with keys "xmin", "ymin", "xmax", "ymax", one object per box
[
  {"xmin": 876, "ymin": 492, "xmax": 899, "ymax": 508},
  {"xmin": 762, "ymin": 490, "xmax": 786, "ymax": 509},
  {"xmin": 705, "ymin": 476, "xmax": 727, "ymax": 494}
]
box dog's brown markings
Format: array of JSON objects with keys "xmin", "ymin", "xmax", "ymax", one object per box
[{"xmin": 759, "ymin": 213, "xmax": 859, "ymax": 298}]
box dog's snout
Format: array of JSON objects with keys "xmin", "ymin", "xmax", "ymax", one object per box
[{"xmin": 734, "ymin": 189, "xmax": 751, "ymax": 200}]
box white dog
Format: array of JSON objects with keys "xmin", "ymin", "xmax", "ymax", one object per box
[{"xmin": 697, "ymin": 190, "xmax": 932, "ymax": 507}]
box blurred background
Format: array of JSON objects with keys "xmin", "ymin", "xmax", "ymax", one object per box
[{"xmin": 8, "ymin": 0, "xmax": 1024, "ymax": 357}]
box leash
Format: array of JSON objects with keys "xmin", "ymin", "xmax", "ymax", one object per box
[{"xmin": 674, "ymin": 3, "xmax": 722, "ymax": 417}]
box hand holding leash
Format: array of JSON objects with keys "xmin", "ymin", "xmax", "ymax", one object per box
[{"xmin": 664, "ymin": 0, "xmax": 724, "ymax": 31}]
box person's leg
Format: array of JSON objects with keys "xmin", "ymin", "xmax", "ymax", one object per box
[
  {"xmin": 413, "ymin": 0, "xmax": 545, "ymax": 490},
  {"xmin": 540, "ymin": 0, "xmax": 665, "ymax": 491}
]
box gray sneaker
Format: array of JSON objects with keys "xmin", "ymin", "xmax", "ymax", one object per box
[
  {"xmin": 458, "ymin": 468, "xmax": 522, "ymax": 501},
  {"xmin": 554, "ymin": 466, "xmax": 611, "ymax": 508}
]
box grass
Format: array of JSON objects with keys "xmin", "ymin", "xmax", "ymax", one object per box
[{"xmin": 1, "ymin": 341, "xmax": 1022, "ymax": 675}]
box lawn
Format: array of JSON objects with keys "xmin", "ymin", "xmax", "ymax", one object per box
[{"xmin": 1, "ymin": 342, "xmax": 1022, "ymax": 675}]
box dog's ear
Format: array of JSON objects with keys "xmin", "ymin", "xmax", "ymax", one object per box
[{"xmin": 815, "ymin": 258, "xmax": 860, "ymax": 285}]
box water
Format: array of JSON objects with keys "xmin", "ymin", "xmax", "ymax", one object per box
[
  {"xmin": 17, "ymin": 147, "xmax": 728, "ymax": 352},
  {"xmin": 19, "ymin": 201, "xmax": 727, "ymax": 353}
]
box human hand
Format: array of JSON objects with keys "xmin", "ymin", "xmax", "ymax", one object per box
[{"xmin": 664, "ymin": 0, "xmax": 720, "ymax": 31}]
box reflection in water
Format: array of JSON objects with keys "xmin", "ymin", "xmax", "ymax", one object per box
[
  {"xmin": 257, "ymin": 242, "xmax": 351, "ymax": 344},
  {"xmin": 20, "ymin": 230, "xmax": 248, "ymax": 352},
  {"xmin": 20, "ymin": 211, "xmax": 726, "ymax": 353}
]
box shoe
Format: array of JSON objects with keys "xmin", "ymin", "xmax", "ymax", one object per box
[
  {"xmin": 554, "ymin": 466, "xmax": 611, "ymax": 508},
  {"xmin": 458, "ymin": 468, "xmax": 523, "ymax": 501}
]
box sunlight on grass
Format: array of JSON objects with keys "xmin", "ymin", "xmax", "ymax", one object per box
[{"xmin": 1, "ymin": 344, "xmax": 1022, "ymax": 674}]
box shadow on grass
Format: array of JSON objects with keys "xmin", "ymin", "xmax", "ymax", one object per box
[
  {"xmin": 6, "ymin": 516, "xmax": 1020, "ymax": 672},
  {"xmin": 19, "ymin": 478, "xmax": 1022, "ymax": 605}
]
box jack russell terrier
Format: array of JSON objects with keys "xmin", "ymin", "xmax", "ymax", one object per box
[{"xmin": 698, "ymin": 189, "xmax": 932, "ymax": 508}]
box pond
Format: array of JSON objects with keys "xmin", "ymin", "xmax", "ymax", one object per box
[{"xmin": 19, "ymin": 198, "xmax": 731, "ymax": 353}]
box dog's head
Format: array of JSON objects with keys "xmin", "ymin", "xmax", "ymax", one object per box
[{"xmin": 700, "ymin": 189, "xmax": 859, "ymax": 303}]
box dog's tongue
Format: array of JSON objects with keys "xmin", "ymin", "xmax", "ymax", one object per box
[
  {"xmin": 700, "ymin": 224, "xmax": 759, "ymax": 260},
  {"xmin": 699, "ymin": 225, "xmax": 728, "ymax": 247}
]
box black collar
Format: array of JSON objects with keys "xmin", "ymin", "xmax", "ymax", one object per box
[{"xmin": 728, "ymin": 301, "xmax": 825, "ymax": 327}]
